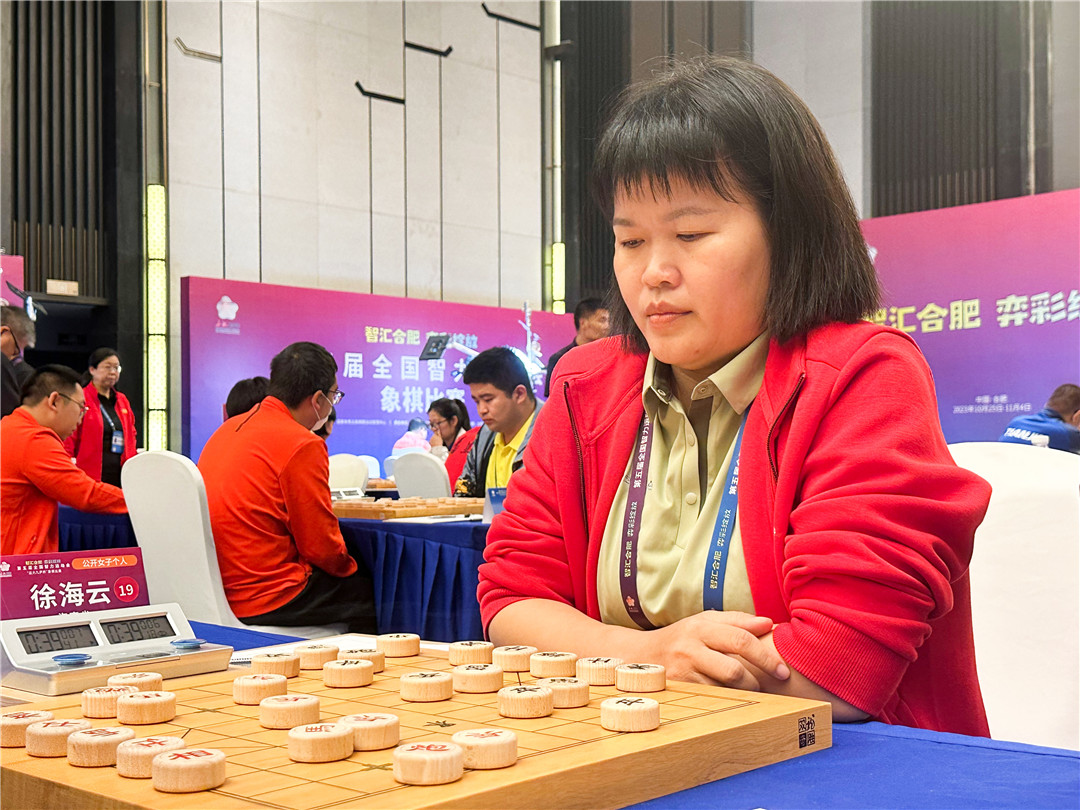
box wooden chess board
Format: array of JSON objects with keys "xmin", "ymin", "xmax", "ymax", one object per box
[
  {"xmin": 1, "ymin": 638, "xmax": 831, "ymax": 810},
  {"xmin": 333, "ymin": 498, "xmax": 485, "ymax": 520}
]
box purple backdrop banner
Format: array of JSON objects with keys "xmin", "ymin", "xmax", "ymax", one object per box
[
  {"xmin": 861, "ymin": 189, "xmax": 1079, "ymax": 443},
  {"xmin": 182, "ymin": 278, "xmax": 575, "ymax": 462}
]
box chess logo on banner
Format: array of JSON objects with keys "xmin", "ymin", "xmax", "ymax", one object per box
[{"xmin": 214, "ymin": 295, "xmax": 240, "ymax": 335}]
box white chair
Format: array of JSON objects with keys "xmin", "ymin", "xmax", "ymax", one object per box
[
  {"xmin": 384, "ymin": 445, "xmax": 426, "ymax": 479},
  {"xmin": 393, "ymin": 451, "xmax": 452, "ymax": 498},
  {"xmin": 358, "ymin": 454, "xmax": 381, "ymax": 481},
  {"xmin": 328, "ymin": 453, "xmax": 369, "ymax": 491},
  {"xmin": 948, "ymin": 441, "xmax": 1080, "ymax": 750},
  {"xmin": 121, "ymin": 450, "xmax": 346, "ymax": 639}
]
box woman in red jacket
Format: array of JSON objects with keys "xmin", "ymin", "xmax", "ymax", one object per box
[
  {"xmin": 477, "ymin": 57, "xmax": 991, "ymax": 736},
  {"xmin": 64, "ymin": 348, "xmax": 137, "ymax": 486},
  {"xmin": 427, "ymin": 397, "xmax": 480, "ymax": 487}
]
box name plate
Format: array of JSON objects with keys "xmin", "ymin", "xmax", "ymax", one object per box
[{"xmin": 0, "ymin": 549, "xmax": 150, "ymax": 620}]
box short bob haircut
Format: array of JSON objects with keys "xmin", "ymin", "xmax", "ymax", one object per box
[{"xmin": 592, "ymin": 56, "xmax": 880, "ymax": 348}]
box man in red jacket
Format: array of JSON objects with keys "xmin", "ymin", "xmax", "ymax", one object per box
[
  {"xmin": 198, "ymin": 342, "xmax": 375, "ymax": 632},
  {"xmin": 1, "ymin": 365, "xmax": 128, "ymax": 555}
]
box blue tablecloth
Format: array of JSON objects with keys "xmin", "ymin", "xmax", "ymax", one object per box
[
  {"xmin": 57, "ymin": 506, "xmax": 137, "ymax": 551},
  {"xmin": 189, "ymin": 620, "xmax": 302, "ymax": 651},
  {"xmin": 633, "ymin": 721, "xmax": 1079, "ymax": 809},
  {"xmin": 339, "ymin": 518, "xmax": 486, "ymax": 642}
]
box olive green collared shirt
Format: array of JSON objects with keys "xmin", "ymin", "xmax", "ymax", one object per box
[{"xmin": 598, "ymin": 333, "xmax": 769, "ymax": 628}]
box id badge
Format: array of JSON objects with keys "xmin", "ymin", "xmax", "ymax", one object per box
[
  {"xmin": 482, "ymin": 487, "xmax": 508, "ymax": 524},
  {"xmin": 110, "ymin": 430, "xmax": 125, "ymax": 454}
]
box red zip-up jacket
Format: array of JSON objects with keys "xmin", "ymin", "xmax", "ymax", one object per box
[
  {"xmin": 478, "ymin": 322, "xmax": 991, "ymax": 736},
  {"xmin": 198, "ymin": 397, "xmax": 358, "ymax": 617},
  {"xmin": 1, "ymin": 408, "xmax": 128, "ymax": 555},
  {"xmin": 63, "ymin": 385, "xmax": 138, "ymax": 480}
]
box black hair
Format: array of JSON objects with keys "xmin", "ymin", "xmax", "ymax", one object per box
[
  {"xmin": 225, "ymin": 376, "xmax": 270, "ymax": 418},
  {"xmin": 592, "ymin": 55, "xmax": 880, "ymax": 348},
  {"xmin": 21, "ymin": 364, "xmax": 82, "ymax": 405},
  {"xmin": 88, "ymin": 347, "xmax": 120, "ymax": 368},
  {"xmin": 268, "ymin": 342, "xmax": 337, "ymax": 409},
  {"xmin": 462, "ymin": 347, "xmax": 535, "ymax": 402},
  {"xmin": 573, "ymin": 298, "xmax": 607, "ymax": 330},
  {"xmin": 428, "ymin": 397, "xmax": 471, "ymax": 432}
]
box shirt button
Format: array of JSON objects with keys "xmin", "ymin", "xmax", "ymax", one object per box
[
  {"xmin": 685, "ymin": 492, "xmax": 698, "ymax": 506},
  {"xmin": 687, "ymin": 433, "xmax": 695, "ymax": 446}
]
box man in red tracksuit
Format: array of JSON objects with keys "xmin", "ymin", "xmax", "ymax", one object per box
[
  {"xmin": 1, "ymin": 365, "xmax": 127, "ymax": 555},
  {"xmin": 198, "ymin": 342, "xmax": 375, "ymax": 632}
]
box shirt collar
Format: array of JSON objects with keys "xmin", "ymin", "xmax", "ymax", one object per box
[{"xmin": 642, "ymin": 332, "xmax": 770, "ymax": 416}]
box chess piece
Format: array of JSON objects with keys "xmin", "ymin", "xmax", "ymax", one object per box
[
  {"xmin": 377, "ymin": 633, "xmax": 421, "ymax": 657},
  {"xmin": 108, "ymin": 671, "xmax": 164, "ymax": 691},
  {"xmin": 530, "ymin": 651, "xmax": 578, "ymax": 678},
  {"xmin": 448, "ymin": 640, "xmax": 494, "ymax": 666},
  {"xmin": 615, "ymin": 663, "xmax": 666, "ymax": 692},
  {"xmin": 1, "ymin": 710, "xmax": 53, "ymax": 747},
  {"xmin": 323, "ymin": 659, "xmax": 375, "ymax": 688},
  {"xmin": 25, "ymin": 719, "xmax": 92, "ymax": 757},
  {"xmin": 296, "ymin": 644, "xmax": 339, "ymax": 670},
  {"xmin": 116, "ymin": 692, "xmax": 177, "ymax": 725},
  {"xmin": 451, "ymin": 728, "xmax": 518, "ymax": 769},
  {"xmin": 82, "ymin": 685, "xmax": 139, "ymax": 718},
  {"xmin": 251, "ymin": 653, "xmax": 302, "ymax": 678},
  {"xmin": 232, "ymin": 674, "xmax": 288, "ymax": 705},
  {"xmin": 338, "ymin": 649, "xmax": 385, "ymax": 672},
  {"xmin": 536, "ymin": 677, "xmax": 591, "ymax": 708},
  {"xmin": 259, "ymin": 694, "xmax": 320, "ymax": 729},
  {"xmin": 393, "ymin": 741, "xmax": 464, "ymax": 785},
  {"xmin": 452, "ymin": 663, "xmax": 505, "ymax": 694},
  {"xmin": 400, "ymin": 671, "xmax": 453, "ymax": 702},
  {"xmin": 576, "ymin": 656, "xmax": 624, "ymax": 686},
  {"xmin": 116, "ymin": 736, "xmax": 187, "ymax": 778},
  {"xmin": 151, "ymin": 748, "xmax": 227, "ymax": 793},
  {"xmin": 337, "ymin": 713, "xmax": 400, "ymax": 751},
  {"xmin": 288, "ymin": 723, "xmax": 354, "ymax": 762},
  {"xmin": 497, "ymin": 685, "xmax": 554, "ymax": 718},
  {"xmin": 492, "ymin": 645, "xmax": 538, "ymax": 672},
  {"xmin": 600, "ymin": 697, "xmax": 661, "ymax": 732},
  {"xmin": 67, "ymin": 726, "xmax": 137, "ymax": 766}
]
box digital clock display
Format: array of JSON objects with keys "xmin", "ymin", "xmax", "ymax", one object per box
[
  {"xmin": 99, "ymin": 615, "xmax": 175, "ymax": 644},
  {"xmin": 18, "ymin": 624, "xmax": 98, "ymax": 655}
]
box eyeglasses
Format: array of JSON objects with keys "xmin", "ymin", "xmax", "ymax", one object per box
[
  {"xmin": 427, "ymin": 418, "xmax": 449, "ymax": 430},
  {"xmin": 1, "ymin": 327, "xmax": 22, "ymax": 360},
  {"xmin": 321, "ymin": 389, "xmax": 345, "ymax": 406},
  {"xmin": 57, "ymin": 392, "xmax": 90, "ymax": 416},
  {"xmin": 97, "ymin": 364, "xmax": 122, "ymax": 373}
]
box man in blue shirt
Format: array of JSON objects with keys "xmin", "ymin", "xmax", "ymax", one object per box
[{"xmin": 998, "ymin": 384, "xmax": 1080, "ymax": 454}]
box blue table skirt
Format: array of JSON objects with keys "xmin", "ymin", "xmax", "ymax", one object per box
[
  {"xmin": 632, "ymin": 721, "xmax": 1079, "ymax": 809},
  {"xmin": 189, "ymin": 620, "xmax": 302, "ymax": 651},
  {"xmin": 58, "ymin": 506, "xmax": 137, "ymax": 551},
  {"xmin": 339, "ymin": 518, "xmax": 487, "ymax": 642}
]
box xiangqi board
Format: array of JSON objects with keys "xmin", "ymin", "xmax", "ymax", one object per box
[{"xmin": 0, "ymin": 636, "xmax": 831, "ymax": 810}]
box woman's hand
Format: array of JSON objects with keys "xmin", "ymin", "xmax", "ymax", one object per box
[
  {"xmin": 428, "ymin": 430, "xmax": 444, "ymax": 448},
  {"xmin": 635, "ymin": 611, "xmax": 789, "ymax": 692}
]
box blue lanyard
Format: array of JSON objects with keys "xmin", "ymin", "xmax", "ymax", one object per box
[
  {"xmin": 620, "ymin": 407, "xmax": 749, "ymax": 628},
  {"xmin": 99, "ymin": 400, "xmax": 117, "ymax": 431}
]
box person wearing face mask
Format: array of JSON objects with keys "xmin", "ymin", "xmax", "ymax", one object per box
[
  {"xmin": 63, "ymin": 348, "xmax": 137, "ymax": 486},
  {"xmin": 198, "ymin": 341, "xmax": 376, "ymax": 633}
]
